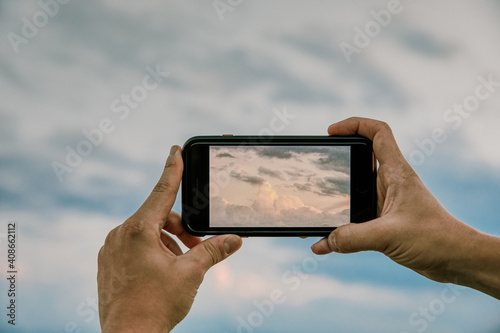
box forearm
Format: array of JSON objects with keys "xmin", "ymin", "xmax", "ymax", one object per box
[{"xmin": 449, "ymin": 227, "xmax": 500, "ymax": 299}]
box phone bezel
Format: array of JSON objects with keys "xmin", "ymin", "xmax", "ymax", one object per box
[{"xmin": 181, "ymin": 135, "xmax": 376, "ymax": 236}]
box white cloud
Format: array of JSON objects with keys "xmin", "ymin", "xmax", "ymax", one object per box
[
  {"xmin": 253, "ymin": 181, "xmax": 305, "ymax": 214},
  {"xmin": 212, "ymin": 180, "xmax": 349, "ymax": 228}
]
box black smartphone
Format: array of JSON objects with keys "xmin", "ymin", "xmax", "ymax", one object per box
[{"xmin": 181, "ymin": 135, "xmax": 376, "ymax": 236}]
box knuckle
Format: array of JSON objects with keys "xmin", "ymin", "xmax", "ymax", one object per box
[
  {"xmin": 334, "ymin": 226, "xmax": 354, "ymax": 253},
  {"xmin": 375, "ymin": 120, "xmax": 394, "ymax": 137},
  {"xmin": 164, "ymin": 156, "xmax": 178, "ymax": 169},
  {"xmin": 119, "ymin": 219, "xmax": 148, "ymax": 240},
  {"xmin": 100, "ymin": 225, "xmax": 119, "ymax": 252},
  {"xmin": 400, "ymin": 163, "xmax": 417, "ymax": 181},
  {"xmin": 334, "ymin": 231, "xmax": 348, "ymax": 253},
  {"xmin": 202, "ymin": 242, "xmax": 223, "ymax": 267},
  {"xmin": 377, "ymin": 120, "xmax": 391, "ymax": 131},
  {"xmin": 152, "ymin": 180, "xmax": 174, "ymax": 194},
  {"xmin": 98, "ymin": 227, "xmax": 118, "ymax": 264}
]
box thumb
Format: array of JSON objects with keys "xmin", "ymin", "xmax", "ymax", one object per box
[
  {"xmin": 186, "ymin": 235, "xmax": 242, "ymax": 272},
  {"xmin": 312, "ymin": 218, "xmax": 389, "ymax": 254}
]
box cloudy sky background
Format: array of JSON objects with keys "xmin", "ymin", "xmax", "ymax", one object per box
[
  {"xmin": 1, "ymin": 0, "xmax": 500, "ymax": 332},
  {"xmin": 210, "ymin": 146, "xmax": 350, "ymax": 227}
]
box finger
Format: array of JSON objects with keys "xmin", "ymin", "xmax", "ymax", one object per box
[
  {"xmin": 311, "ymin": 217, "xmax": 390, "ymax": 255},
  {"xmin": 311, "ymin": 238, "xmax": 332, "ymax": 255},
  {"xmin": 160, "ymin": 230, "xmax": 183, "ymax": 256},
  {"xmin": 163, "ymin": 211, "xmax": 202, "ymax": 249},
  {"xmin": 327, "ymin": 117, "xmax": 404, "ymax": 165},
  {"xmin": 184, "ymin": 235, "xmax": 242, "ymax": 272},
  {"xmin": 136, "ymin": 146, "xmax": 183, "ymax": 230}
]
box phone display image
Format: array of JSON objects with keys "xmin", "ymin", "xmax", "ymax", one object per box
[
  {"xmin": 182, "ymin": 135, "xmax": 376, "ymax": 236},
  {"xmin": 209, "ymin": 146, "xmax": 350, "ymax": 228}
]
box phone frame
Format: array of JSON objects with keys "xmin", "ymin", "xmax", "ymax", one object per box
[{"xmin": 182, "ymin": 135, "xmax": 376, "ymax": 236}]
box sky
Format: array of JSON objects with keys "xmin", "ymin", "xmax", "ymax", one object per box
[
  {"xmin": 209, "ymin": 146, "xmax": 350, "ymax": 227},
  {"xmin": 1, "ymin": 0, "xmax": 500, "ymax": 332}
]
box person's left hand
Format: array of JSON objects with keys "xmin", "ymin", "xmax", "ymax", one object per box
[{"xmin": 98, "ymin": 146, "xmax": 242, "ymax": 333}]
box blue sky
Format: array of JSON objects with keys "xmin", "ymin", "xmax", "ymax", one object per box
[{"xmin": 1, "ymin": 0, "xmax": 500, "ymax": 332}]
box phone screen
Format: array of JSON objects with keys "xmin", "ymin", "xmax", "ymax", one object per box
[{"xmin": 209, "ymin": 145, "xmax": 350, "ymax": 228}]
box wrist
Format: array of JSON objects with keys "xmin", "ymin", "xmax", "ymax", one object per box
[
  {"xmin": 100, "ymin": 305, "xmax": 172, "ymax": 333},
  {"xmin": 447, "ymin": 226, "xmax": 500, "ymax": 299},
  {"xmin": 102, "ymin": 323, "xmax": 166, "ymax": 333},
  {"xmin": 102, "ymin": 319, "xmax": 169, "ymax": 333}
]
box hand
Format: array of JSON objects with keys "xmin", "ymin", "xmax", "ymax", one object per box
[
  {"xmin": 97, "ymin": 146, "xmax": 242, "ymax": 332},
  {"xmin": 312, "ymin": 117, "xmax": 500, "ymax": 299}
]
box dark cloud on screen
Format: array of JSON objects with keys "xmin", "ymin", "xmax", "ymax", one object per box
[
  {"xmin": 314, "ymin": 148, "xmax": 350, "ymax": 174},
  {"xmin": 250, "ymin": 146, "xmax": 350, "ymax": 175},
  {"xmin": 258, "ymin": 166, "xmax": 284, "ymax": 179},
  {"xmin": 315, "ymin": 177, "xmax": 350, "ymax": 196},
  {"xmin": 255, "ymin": 147, "xmax": 294, "ymax": 159},
  {"xmin": 293, "ymin": 182, "xmax": 313, "ymax": 192},
  {"xmin": 216, "ymin": 152, "xmax": 235, "ymax": 158},
  {"xmin": 230, "ymin": 170, "xmax": 265, "ymax": 185}
]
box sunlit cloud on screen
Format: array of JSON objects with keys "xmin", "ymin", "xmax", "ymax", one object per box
[{"xmin": 209, "ymin": 146, "xmax": 350, "ymax": 227}]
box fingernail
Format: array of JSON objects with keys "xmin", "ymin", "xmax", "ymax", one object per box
[
  {"xmin": 224, "ymin": 235, "xmax": 241, "ymax": 254},
  {"xmin": 329, "ymin": 233, "xmax": 340, "ymax": 252},
  {"xmin": 169, "ymin": 145, "xmax": 178, "ymax": 157}
]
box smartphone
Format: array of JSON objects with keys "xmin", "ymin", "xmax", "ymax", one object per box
[{"xmin": 181, "ymin": 135, "xmax": 376, "ymax": 236}]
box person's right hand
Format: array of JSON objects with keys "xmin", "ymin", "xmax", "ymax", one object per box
[{"xmin": 312, "ymin": 117, "xmax": 500, "ymax": 299}]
